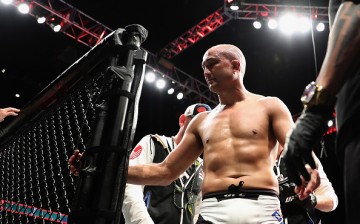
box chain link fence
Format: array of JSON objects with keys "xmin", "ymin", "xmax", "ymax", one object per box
[{"xmin": 0, "ymin": 25, "xmax": 148, "ymax": 224}]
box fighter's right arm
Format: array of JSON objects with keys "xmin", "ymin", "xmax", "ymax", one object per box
[
  {"xmin": 127, "ymin": 115, "xmax": 204, "ymax": 186},
  {"xmin": 127, "ymin": 156, "xmax": 176, "ymax": 186}
]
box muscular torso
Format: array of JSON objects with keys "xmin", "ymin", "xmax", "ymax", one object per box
[{"xmin": 198, "ymin": 96, "xmax": 279, "ymax": 195}]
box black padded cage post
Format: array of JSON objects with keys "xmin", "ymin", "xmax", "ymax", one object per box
[
  {"xmin": 0, "ymin": 24, "xmax": 148, "ymax": 224},
  {"xmin": 68, "ymin": 24, "xmax": 148, "ymax": 224}
]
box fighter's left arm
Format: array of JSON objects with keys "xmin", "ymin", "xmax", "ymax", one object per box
[{"xmin": 269, "ymin": 97, "xmax": 320, "ymax": 199}]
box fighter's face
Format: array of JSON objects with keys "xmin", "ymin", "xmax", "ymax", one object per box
[{"xmin": 202, "ymin": 49, "xmax": 235, "ymax": 92}]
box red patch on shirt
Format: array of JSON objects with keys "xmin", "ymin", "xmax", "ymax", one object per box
[
  {"xmin": 197, "ymin": 106, "xmax": 207, "ymax": 113},
  {"xmin": 130, "ymin": 145, "xmax": 142, "ymax": 159}
]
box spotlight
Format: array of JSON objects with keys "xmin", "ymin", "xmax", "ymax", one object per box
[
  {"xmin": 316, "ymin": 22, "xmax": 325, "ymax": 32},
  {"xmin": 167, "ymin": 88, "xmax": 175, "ymax": 94},
  {"xmin": 327, "ymin": 120, "xmax": 334, "ymax": 127},
  {"xmin": 1, "ymin": 0, "xmax": 13, "ymax": 5},
  {"xmin": 297, "ymin": 16, "xmax": 311, "ymax": 33},
  {"xmin": 267, "ymin": 18, "xmax": 278, "ymax": 30},
  {"xmin": 278, "ymin": 14, "xmax": 312, "ymax": 34},
  {"xmin": 155, "ymin": 79, "xmax": 166, "ymax": 89},
  {"xmin": 279, "ymin": 14, "xmax": 297, "ymax": 35},
  {"xmin": 17, "ymin": 2, "xmax": 30, "ymax": 14},
  {"xmin": 253, "ymin": 20, "xmax": 262, "ymax": 29},
  {"xmin": 176, "ymin": 92, "xmax": 184, "ymax": 100},
  {"xmin": 37, "ymin": 16, "xmax": 46, "ymax": 24},
  {"xmin": 52, "ymin": 24, "xmax": 61, "ymax": 32},
  {"xmin": 230, "ymin": 3, "xmax": 239, "ymax": 11},
  {"xmin": 145, "ymin": 71, "xmax": 156, "ymax": 83},
  {"xmin": 225, "ymin": 0, "xmax": 242, "ymax": 11}
]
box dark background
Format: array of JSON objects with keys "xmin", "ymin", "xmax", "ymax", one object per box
[{"xmin": 0, "ymin": 0, "xmax": 345, "ymax": 222}]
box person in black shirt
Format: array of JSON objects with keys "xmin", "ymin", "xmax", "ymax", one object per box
[{"xmin": 283, "ymin": 1, "xmax": 360, "ymax": 223}]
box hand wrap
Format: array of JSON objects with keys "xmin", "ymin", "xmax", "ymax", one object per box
[
  {"xmin": 283, "ymin": 105, "xmax": 333, "ymax": 185},
  {"xmin": 279, "ymin": 177, "xmax": 317, "ymax": 216}
]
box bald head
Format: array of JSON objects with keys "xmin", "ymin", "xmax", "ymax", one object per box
[{"xmin": 204, "ymin": 44, "xmax": 246, "ymax": 76}]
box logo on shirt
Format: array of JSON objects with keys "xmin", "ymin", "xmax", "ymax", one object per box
[
  {"xmin": 285, "ymin": 195, "xmax": 296, "ymax": 203},
  {"xmin": 272, "ymin": 210, "xmax": 284, "ymax": 224},
  {"xmin": 130, "ymin": 145, "xmax": 142, "ymax": 159}
]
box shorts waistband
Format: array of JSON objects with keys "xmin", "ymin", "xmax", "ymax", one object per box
[{"xmin": 203, "ymin": 188, "xmax": 279, "ymax": 200}]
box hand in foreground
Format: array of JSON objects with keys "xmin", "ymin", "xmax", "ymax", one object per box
[
  {"xmin": 69, "ymin": 149, "xmax": 83, "ymax": 176},
  {"xmin": 0, "ymin": 107, "xmax": 20, "ymax": 122},
  {"xmin": 280, "ymin": 176, "xmax": 318, "ymax": 215},
  {"xmin": 279, "ymin": 160, "xmax": 320, "ymax": 203},
  {"xmin": 294, "ymin": 166, "xmax": 320, "ymax": 200},
  {"xmin": 283, "ymin": 106, "xmax": 331, "ymax": 193}
]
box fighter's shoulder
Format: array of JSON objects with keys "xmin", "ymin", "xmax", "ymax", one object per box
[
  {"xmin": 188, "ymin": 109, "xmax": 211, "ymax": 131},
  {"xmin": 255, "ymin": 95, "xmax": 284, "ymax": 105},
  {"xmin": 192, "ymin": 108, "xmax": 211, "ymax": 121},
  {"xmin": 256, "ymin": 96, "xmax": 290, "ymax": 114}
]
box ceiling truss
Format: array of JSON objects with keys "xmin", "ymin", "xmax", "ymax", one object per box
[
  {"xmin": 10, "ymin": 0, "xmax": 328, "ymax": 106},
  {"xmin": 160, "ymin": 2, "xmax": 329, "ymax": 59}
]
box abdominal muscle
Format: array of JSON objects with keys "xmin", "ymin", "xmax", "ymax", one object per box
[
  {"xmin": 198, "ymin": 100, "xmax": 280, "ymax": 196},
  {"xmin": 200, "ymin": 141, "xmax": 279, "ymax": 196}
]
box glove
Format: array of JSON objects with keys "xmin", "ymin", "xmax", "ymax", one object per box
[
  {"xmin": 283, "ymin": 105, "xmax": 333, "ymax": 186},
  {"xmin": 282, "ymin": 194, "xmax": 319, "ymax": 224},
  {"xmin": 279, "ymin": 176, "xmax": 317, "ymax": 216},
  {"xmin": 279, "ymin": 178, "xmax": 297, "ymax": 205},
  {"xmin": 282, "ymin": 194, "xmax": 317, "ymax": 217}
]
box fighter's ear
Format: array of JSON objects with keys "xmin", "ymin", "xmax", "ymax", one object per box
[
  {"xmin": 179, "ymin": 114, "xmax": 186, "ymax": 127},
  {"xmin": 231, "ymin": 60, "xmax": 240, "ymax": 71}
]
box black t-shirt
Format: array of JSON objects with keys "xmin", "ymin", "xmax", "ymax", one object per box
[
  {"xmin": 335, "ymin": 68, "xmax": 360, "ymax": 150},
  {"xmin": 330, "ymin": 0, "xmax": 360, "ymax": 153}
]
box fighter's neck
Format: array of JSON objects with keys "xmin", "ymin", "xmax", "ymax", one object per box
[{"xmin": 218, "ymin": 88, "xmax": 250, "ymax": 105}]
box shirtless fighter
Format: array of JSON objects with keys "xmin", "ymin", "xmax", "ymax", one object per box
[{"xmin": 126, "ymin": 44, "xmax": 316, "ymax": 223}]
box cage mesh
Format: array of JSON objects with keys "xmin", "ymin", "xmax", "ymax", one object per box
[{"xmin": 0, "ymin": 74, "xmax": 104, "ymax": 224}]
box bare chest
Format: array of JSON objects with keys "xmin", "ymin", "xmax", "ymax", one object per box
[{"xmin": 201, "ymin": 105, "xmax": 270, "ymax": 143}]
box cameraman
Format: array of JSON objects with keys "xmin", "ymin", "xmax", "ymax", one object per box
[{"xmin": 275, "ymin": 146, "xmax": 338, "ymax": 224}]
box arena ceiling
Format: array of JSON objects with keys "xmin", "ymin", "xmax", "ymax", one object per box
[{"xmin": 1, "ymin": 0, "xmax": 330, "ymax": 136}]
